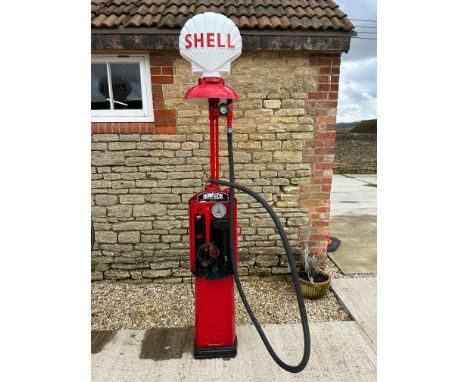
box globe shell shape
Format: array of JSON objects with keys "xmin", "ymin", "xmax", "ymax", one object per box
[{"xmin": 179, "ymin": 12, "xmax": 242, "ymax": 78}]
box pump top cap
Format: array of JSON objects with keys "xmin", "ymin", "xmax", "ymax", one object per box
[{"xmin": 179, "ymin": 12, "xmax": 242, "ymax": 78}]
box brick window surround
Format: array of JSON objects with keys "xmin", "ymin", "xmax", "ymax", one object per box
[{"xmin": 91, "ymin": 52, "xmax": 176, "ymax": 134}]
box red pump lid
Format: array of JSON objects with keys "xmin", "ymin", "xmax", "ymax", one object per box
[{"xmin": 184, "ymin": 77, "xmax": 239, "ymax": 106}]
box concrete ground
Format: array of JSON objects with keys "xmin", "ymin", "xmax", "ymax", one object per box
[
  {"xmin": 332, "ymin": 278, "xmax": 377, "ymax": 346},
  {"xmin": 329, "ymin": 174, "xmax": 377, "ymax": 274},
  {"xmin": 92, "ymin": 324, "xmax": 375, "ymax": 382}
]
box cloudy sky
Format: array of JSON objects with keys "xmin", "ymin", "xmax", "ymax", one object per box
[{"xmin": 336, "ymin": 0, "xmax": 377, "ymax": 123}]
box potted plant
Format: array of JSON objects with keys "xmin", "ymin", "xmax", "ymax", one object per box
[{"xmin": 298, "ymin": 235, "xmax": 331, "ymax": 299}]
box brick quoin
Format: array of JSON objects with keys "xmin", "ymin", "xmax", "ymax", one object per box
[
  {"xmin": 301, "ymin": 53, "xmax": 341, "ymax": 266},
  {"xmin": 91, "ymin": 52, "xmax": 177, "ymax": 134}
]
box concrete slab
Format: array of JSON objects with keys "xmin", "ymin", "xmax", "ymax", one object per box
[
  {"xmin": 92, "ymin": 322, "xmax": 376, "ymax": 382},
  {"xmin": 329, "ymin": 215, "xmax": 377, "ymax": 274},
  {"xmin": 350, "ymin": 175, "xmax": 377, "ymax": 185},
  {"xmin": 329, "ymin": 174, "xmax": 377, "ymax": 274},
  {"xmin": 330, "ymin": 174, "xmax": 376, "ymax": 217},
  {"xmin": 332, "ymin": 278, "xmax": 377, "ymax": 346}
]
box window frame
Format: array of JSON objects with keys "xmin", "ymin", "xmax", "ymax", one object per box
[{"xmin": 91, "ymin": 54, "xmax": 154, "ymax": 122}]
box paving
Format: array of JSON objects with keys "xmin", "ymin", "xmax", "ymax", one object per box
[
  {"xmin": 329, "ymin": 174, "xmax": 377, "ymax": 274},
  {"xmin": 92, "ymin": 321, "xmax": 376, "ymax": 382},
  {"xmin": 330, "ymin": 174, "xmax": 377, "ymax": 217},
  {"xmin": 329, "ymin": 215, "xmax": 377, "ymax": 274},
  {"xmin": 332, "ymin": 277, "xmax": 377, "ymax": 346}
]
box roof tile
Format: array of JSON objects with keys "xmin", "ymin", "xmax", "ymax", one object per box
[
  {"xmin": 269, "ymin": 16, "xmax": 282, "ymax": 28},
  {"xmin": 103, "ymin": 14, "xmax": 118, "ymax": 27},
  {"xmin": 91, "ymin": 0, "xmax": 354, "ymax": 32},
  {"xmin": 92, "ymin": 13, "xmax": 107, "ymax": 28},
  {"xmin": 279, "ymin": 15, "xmax": 291, "ymax": 29}
]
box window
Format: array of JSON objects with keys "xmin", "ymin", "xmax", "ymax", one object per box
[{"xmin": 91, "ymin": 55, "xmax": 154, "ymax": 122}]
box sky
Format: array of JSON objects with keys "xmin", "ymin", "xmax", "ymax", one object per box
[{"xmin": 335, "ymin": 0, "xmax": 377, "ymax": 123}]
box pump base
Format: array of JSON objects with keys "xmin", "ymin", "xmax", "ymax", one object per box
[{"xmin": 194, "ymin": 338, "xmax": 237, "ymax": 359}]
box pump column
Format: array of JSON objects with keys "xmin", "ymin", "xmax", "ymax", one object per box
[{"xmin": 208, "ymin": 98, "xmax": 220, "ymax": 182}]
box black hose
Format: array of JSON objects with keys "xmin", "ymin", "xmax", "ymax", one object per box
[
  {"xmin": 91, "ymin": 220, "xmax": 95, "ymax": 250},
  {"xmin": 208, "ymin": 128, "xmax": 310, "ymax": 373}
]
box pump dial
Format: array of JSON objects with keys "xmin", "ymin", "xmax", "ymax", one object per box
[
  {"xmin": 218, "ymin": 103, "xmax": 229, "ymax": 116},
  {"xmin": 211, "ymin": 203, "xmax": 227, "ymax": 219}
]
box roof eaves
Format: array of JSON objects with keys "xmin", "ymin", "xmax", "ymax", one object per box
[{"xmin": 91, "ymin": 27, "xmax": 355, "ymax": 52}]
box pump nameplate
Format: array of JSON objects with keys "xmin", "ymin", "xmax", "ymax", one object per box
[{"xmin": 197, "ymin": 191, "xmax": 229, "ymax": 203}]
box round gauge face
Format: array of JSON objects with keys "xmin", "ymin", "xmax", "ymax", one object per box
[
  {"xmin": 211, "ymin": 202, "xmax": 227, "ymax": 219},
  {"xmin": 219, "ymin": 105, "xmax": 229, "ymax": 115}
]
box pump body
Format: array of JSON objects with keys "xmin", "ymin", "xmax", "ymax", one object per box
[{"xmin": 189, "ymin": 188, "xmax": 238, "ymax": 357}]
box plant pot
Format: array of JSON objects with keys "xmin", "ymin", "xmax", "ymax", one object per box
[{"xmin": 298, "ymin": 269, "xmax": 331, "ymax": 299}]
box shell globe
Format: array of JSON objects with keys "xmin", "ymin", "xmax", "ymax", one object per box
[{"xmin": 179, "ymin": 12, "xmax": 242, "ymax": 78}]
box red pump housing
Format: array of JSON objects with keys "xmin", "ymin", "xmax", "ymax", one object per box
[
  {"xmin": 188, "ymin": 188, "xmax": 238, "ymax": 356},
  {"xmin": 186, "ymin": 77, "xmax": 239, "ymax": 358}
]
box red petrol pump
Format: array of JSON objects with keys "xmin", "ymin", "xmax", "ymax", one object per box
[
  {"xmin": 187, "ymin": 79, "xmax": 239, "ymax": 358},
  {"xmin": 181, "ymin": 13, "xmax": 311, "ymax": 373}
]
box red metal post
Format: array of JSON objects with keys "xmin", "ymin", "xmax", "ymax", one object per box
[
  {"xmin": 209, "ymin": 111, "xmax": 215, "ymax": 179},
  {"xmin": 215, "ymin": 114, "xmax": 219, "ymax": 179}
]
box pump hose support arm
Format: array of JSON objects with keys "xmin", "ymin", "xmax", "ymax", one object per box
[{"xmin": 208, "ymin": 128, "xmax": 311, "ymax": 373}]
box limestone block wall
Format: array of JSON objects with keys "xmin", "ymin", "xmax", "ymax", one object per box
[
  {"xmin": 334, "ymin": 133, "xmax": 377, "ymax": 174},
  {"xmin": 91, "ymin": 50, "xmax": 340, "ymax": 282}
]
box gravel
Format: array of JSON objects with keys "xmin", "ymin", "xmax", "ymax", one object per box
[
  {"xmin": 91, "ymin": 255, "xmax": 378, "ymax": 330},
  {"xmin": 92, "ymin": 277, "xmax": 351, "ymax": 330}
]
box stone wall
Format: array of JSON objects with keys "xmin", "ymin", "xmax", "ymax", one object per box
[
  {"xmin": 334, "ymin": 133, "xmax": 377, "ymax": 174},
  {"xmin": 91, "ymin": 50, "xmax": 341, "ymax": 282}
]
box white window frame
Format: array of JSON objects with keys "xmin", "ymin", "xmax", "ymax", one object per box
[{"xmin": 91, "ymin": 54, "xmax": 154, "ymax": 122}]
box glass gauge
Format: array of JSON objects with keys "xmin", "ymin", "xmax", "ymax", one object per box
[
  {"xmin": 211, "ymin": 203, "xmax": 227, "ymax": 219},
  {"xmin": 218, "ymin": 103, "xmax": 229, "ymax": 116}
]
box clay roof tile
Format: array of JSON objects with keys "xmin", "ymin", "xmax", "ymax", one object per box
[{"xmin": 90, "ymin": 0, "xmax": 354, "ymax": 32}]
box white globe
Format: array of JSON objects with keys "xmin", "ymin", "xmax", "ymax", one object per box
[{"xmin": 179, "ymin": 12, "xmax": 242, "ymax": 78}]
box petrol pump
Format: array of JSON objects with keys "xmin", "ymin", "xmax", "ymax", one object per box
[
  {"xmin": 180, "ymin": 13, "xmax": 311, "ymax": 373},
  {"xmin": 187, "ymin": 79, "xmax": 239, "ymax": 359}
]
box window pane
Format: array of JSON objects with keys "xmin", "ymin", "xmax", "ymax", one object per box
[
  {"xmin": 91, "ymin": 63, "xmax": 110, "ymax": 110},
  {"xmin": 109, "ymin": 63, "xmax": 143, "ymax": 110}
]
